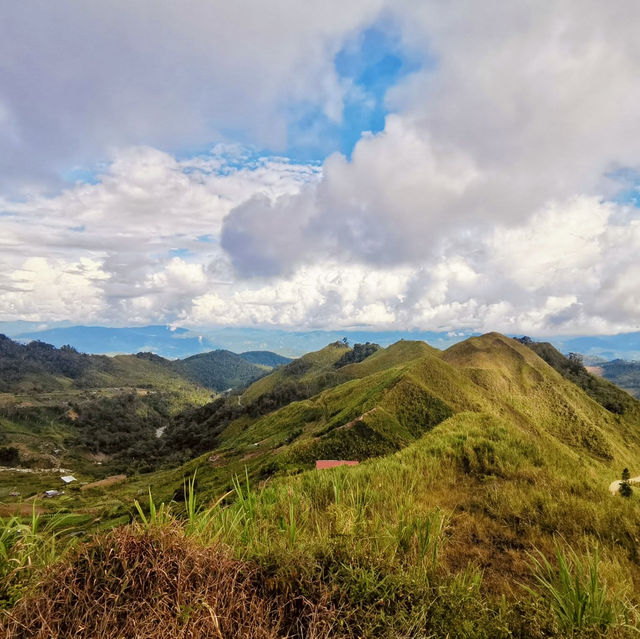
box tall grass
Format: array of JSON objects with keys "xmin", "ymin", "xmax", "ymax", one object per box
[
  {"xmin": 527, "ymin": 544, "xmax": 619, "ymax": 633},
  {"xmin": 0, "ymin": 504, "xmax": 77, "ymax": 606}
]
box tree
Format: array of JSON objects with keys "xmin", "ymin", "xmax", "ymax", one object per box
[
  {"xmin": 567, "ymin": 352, "xmax": 585, "ymax": 373},
  {"xmin": 619, "ymin": 467, "xmax": 633, "ymax": 497}
]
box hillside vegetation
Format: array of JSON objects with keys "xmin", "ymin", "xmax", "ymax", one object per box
[
  {"xmin": 517, "ymin": 337, "xmax": 640, "ymax": 415},
  {"xmin": 598, "ymin": 359, "xmax": 640, "ymax": 399},
  {"xmin": 0, "ymin": 336, "xmax": 289, "ymax": 475},
  {"xmin": 173, "ymin": 349, "xmax": 267, "ymax": 391},
  {"xmin": 3, "ymin": 333, "xmax": 640, "ymax": 637},
  {"xmin": 0, "ymin": 334, "xmax": 276, "ymax": 394}
]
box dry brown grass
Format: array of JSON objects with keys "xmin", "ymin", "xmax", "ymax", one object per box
[
  {"xmin": 1, "ymin": 524, "xmax": 338, "ymax": 639},
  {"xmin": 79, "ymin": 474, "xmax": 127, "ymax": 491},
  {"xmin": 0, "ymin": 503, "xmax": 47, "ymax": 517}
]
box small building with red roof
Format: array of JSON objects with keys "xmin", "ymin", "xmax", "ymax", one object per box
[{"xmin": 315, "ymin": 460, "xmax": 359, "ymax": 470}]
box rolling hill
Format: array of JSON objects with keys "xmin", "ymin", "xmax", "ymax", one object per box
[
  {"xmin": 4, "ymin": 332, "xmax": 640, "ymax": 637},
  {"xmin": 171, "ymin": 350, "xmax": 268, "ymax": 391},
  {"xmin": 121, "ymin": 333, "xmax": 640, "ymax": 503},
  {"xmin": 0, "ymin": 334, "xmax": 286, "ymax": 395},
  {"xmin": 0, "ymin": 336, "xmax": 286, "ymax": 473},
  {"xmin": 590, "ymin": 359, "xmax": 640, "ymax": 399}
]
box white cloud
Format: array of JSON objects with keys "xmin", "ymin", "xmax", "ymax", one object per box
[
  {"xmin": 0, "ymin": 257, "xmax": 108, "ymax": 322},
  {"xmin": 0, "ymin": 0, "xmax": 383, "ymax": 192},
  {"xmin": 3, "ymin": 2, "xmax": 640, "ymax": 336}
]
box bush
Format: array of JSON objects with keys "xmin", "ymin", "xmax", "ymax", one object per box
[
  {"xmin": 0, "ymin": 447, "xmax": 20, "ymax": 466},
  {"xmin": 619, "ymin": 468, "xmax": 633, "ymax": 498}
]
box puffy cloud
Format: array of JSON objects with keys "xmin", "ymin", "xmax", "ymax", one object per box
[
  {"xmin": 0, "ymin": 1, "xmax": 383, "ymax": 192},
  {"xmin": 0, "ymin": 257, "xmax": 108, "ymax": 322},
  {"xmin": 0, "ymin": 147, "xmax": 319, "ymax": 324},
  {"xmin": 221, "ymin": 1, "xmax": 640, "ymax": 271},
  {"xmin": 3, "ymin": 1, "xmax": 640, "ymax": 336}
]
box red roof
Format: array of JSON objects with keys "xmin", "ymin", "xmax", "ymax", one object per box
[{"xmin": 315, "ymin": 460, "xmax": 359, "ymax": 470}]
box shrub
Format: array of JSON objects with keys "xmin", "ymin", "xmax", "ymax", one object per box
[{"xmin": 619, "ymin": 468, "xmax": 633, "ymax": 498}]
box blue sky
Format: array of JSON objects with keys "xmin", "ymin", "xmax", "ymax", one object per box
[{"xmin": 285, "ymin": 25, "xmax": 420, "ymax": 161}]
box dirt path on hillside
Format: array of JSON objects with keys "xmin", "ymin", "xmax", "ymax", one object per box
[
  {"xmin": 609, "ymin": 476, "xmax": 640, "ymax": 494},
  {"xmin": 336, "ymin": 407, "xmax": 378, "ymax": 431}
]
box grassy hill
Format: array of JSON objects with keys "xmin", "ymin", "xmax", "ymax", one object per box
[
  {"xmin": 240, "ymin": 340, "xmax": 352, "ymax": 403},
  {"xmin": 172, "ymin": 350, "xmax": 266, "ymax": 391},
  {"xmin": 240, "ymin": 350, "xmax": 292, "ymax": 367},
  {"xmin": 4, "ymin": 333, "xmax": 640, "ymax": 637},
  {"xmin": 593, "ymin": 359, "xmax": 640, "ymax": 399},
  {"xmin": 518, "ymin": 338, "xmax": 640, "ymax": 415}
]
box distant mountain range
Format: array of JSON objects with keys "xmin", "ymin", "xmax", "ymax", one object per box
[
  {"xmin": 0, "ymin": 333, "xmax": 290, "ymax": 394},
  {"xmin": 1, "ymin": 322, "xmax": 639, "ymax": 361}
]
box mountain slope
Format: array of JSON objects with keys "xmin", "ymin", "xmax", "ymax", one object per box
[
  {"xmin": 113, "ymin": 332, "xmax": 640, "ymax": 514},
  {"xmin": 239, "ymin": 351, "xmax": 292, "ymax": 367},
  {"xmin": 172, "ymin": 350, "xmax": 266, "ymax": 392},
  {"xmin": 518, "ymin": 338, "xmax": 640, "ymax": 415},
  {"xmin": 0, "ymin": 334, "xmax": 200, "ymax": 394},
  {"xmin": 240, "ymin": 341, "xmax": 352, "ymax": 404}
]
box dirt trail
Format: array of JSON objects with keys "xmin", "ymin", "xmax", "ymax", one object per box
[
  {"xmin": 609, "ymin": 476, "xmax": 640, "ymax": 494},
  {"xmin": 337, "ymin": 407, "xmax": 377, "ymax": 431}
]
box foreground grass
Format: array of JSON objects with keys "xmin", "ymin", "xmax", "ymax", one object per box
[{"xmin": 3, "ymin": 414, "xmax": 640, "ymax": 637}]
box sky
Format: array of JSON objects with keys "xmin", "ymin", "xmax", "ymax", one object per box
[{"xmin": 2, "ymin": 1, "xmax": 640, "ymax": 337}]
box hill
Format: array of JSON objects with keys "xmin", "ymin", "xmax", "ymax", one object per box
[
  {"xmin": 516, "ymin": 337, "xmax": 640, "ymax": 414},
  {"xmin": 0, "ymin": 334, "xmax": 197, "ymax": 394},
  {"xmin": 0, "ymin": 337, "xmax": 277, "ymax": 474},
  {"xmin": 4, "ymin": 333, "xmax": 640, "ymax": 637},
  {"xmin": 123, "ymin": 333, "xmax": 640, "ymax": 499},
  {"xmin": 171, "ymin": 350, "xmax": 266, "ymax": 392},
  {"xmin": 240, "ymin": 350, "xmax": 292, "ymax": 367},
  {"xmin": 0, "ymin": 335, "xmax": 282, "ymax": 395},
  {"xmin": 593, "ymin": 359, "xmax": 640, "ymax": 399}
]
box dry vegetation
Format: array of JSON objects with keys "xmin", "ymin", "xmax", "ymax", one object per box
[{"xmin": 2, "ymin": 524, "xmax": 337, "ymax": 639}]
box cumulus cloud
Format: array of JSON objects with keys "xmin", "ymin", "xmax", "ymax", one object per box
[
  {"xmin": 0, "ymin": 147, "xmax": 319, "ymax": 324},
  {"xmin": 222, "ymin": 1, "xmax": 640, "ymax": 274},
  {"xmin": 2, "ymin": 1, "xmax": 640, "ymax": 336},
  {"xmin": 0, "ymin": 0, "xmax": 382, "ymax": 191}
]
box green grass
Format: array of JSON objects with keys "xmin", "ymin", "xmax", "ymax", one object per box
[
  {"xmin": 527, "ymin": 545, "xmax": 618, "ymax": 633},
  {"xmin": 4, "ymin": 333, "xmax": 640, "ymax": 637}
]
